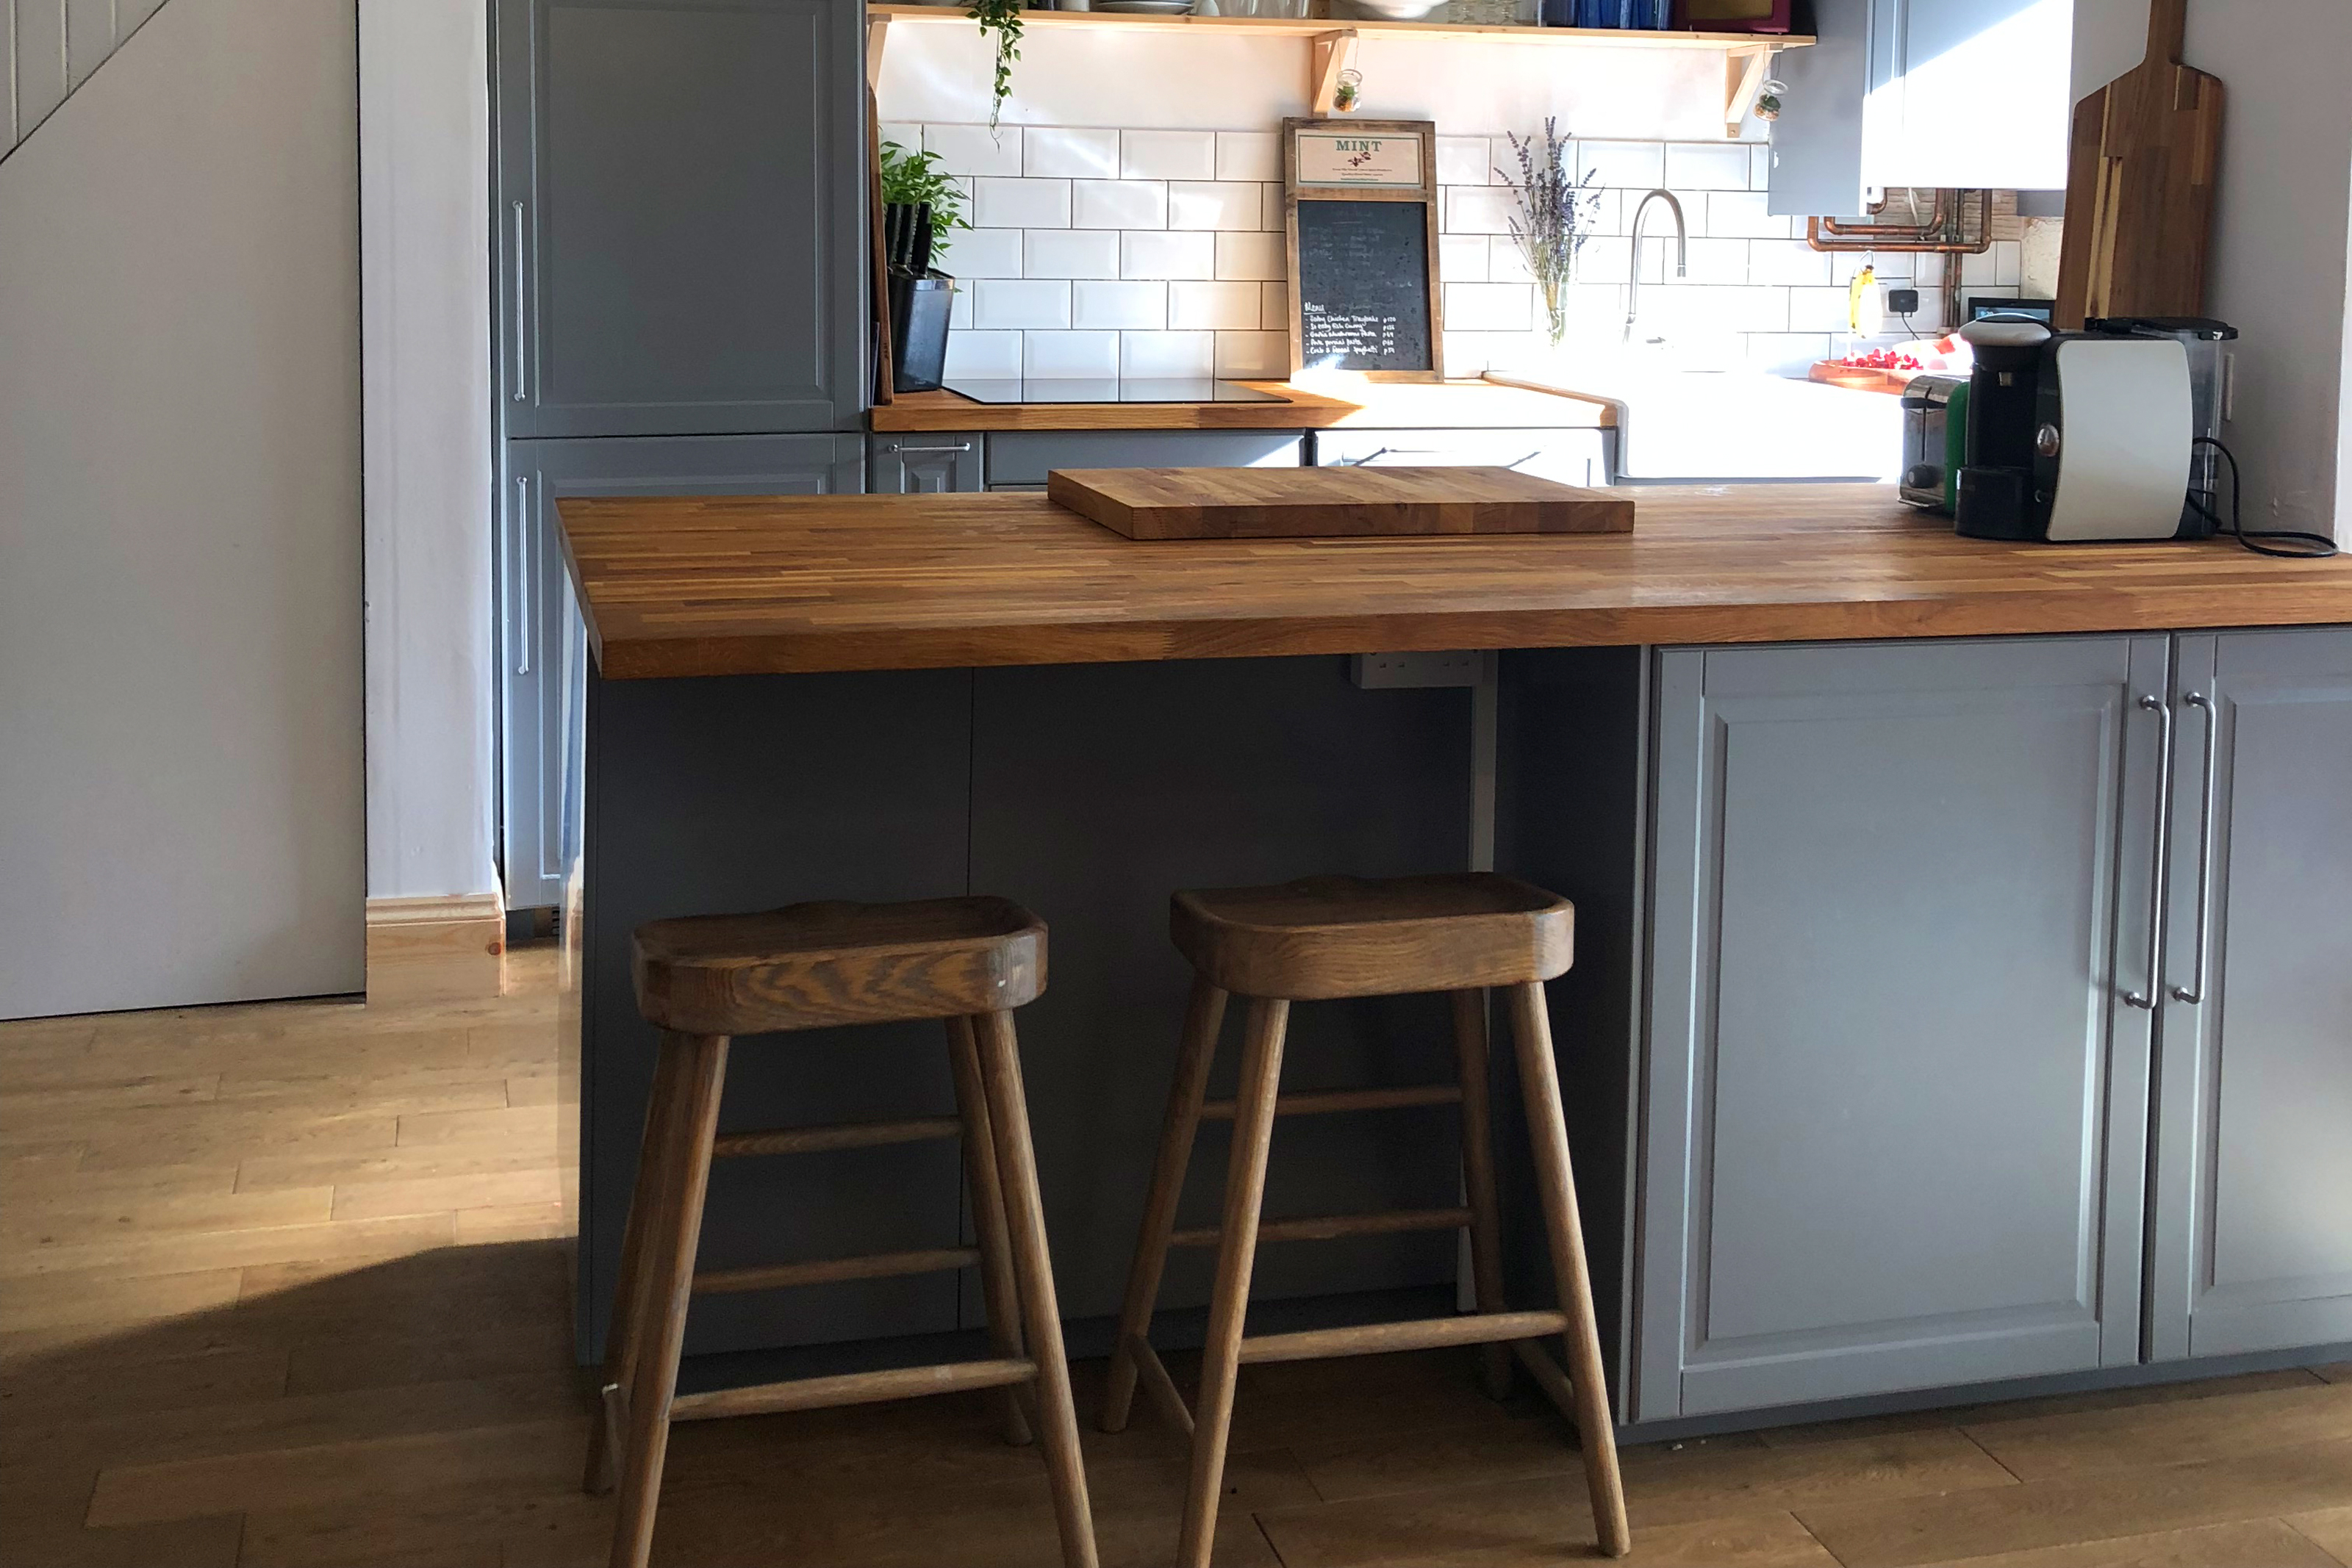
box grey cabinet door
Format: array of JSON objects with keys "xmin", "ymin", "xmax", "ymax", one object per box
[
  {"xmin": 1313, "ymin": 428, "xmax": 1611, "ymax": 488},
  {"xmin": 984, "ymin": 430, "xmax": 1305, "ymax": 489},
  {"xmin": 495, "ymin": 0, "xmax": 865, "ymax": 437},
  {"xmin": 1639, "ymin": 636, "xmax": 2169, "ymax": 1421},
  {"xmin": 501, "ymin": 434, "xmax": 863, "ymax": 910},
  {"xmin": 2149, "ymin": 628, "xmax": 2352, "ymax": 1359},
  {"xmin": 869, "ymin": 434, "xmax": 984, "ymax": 495}
]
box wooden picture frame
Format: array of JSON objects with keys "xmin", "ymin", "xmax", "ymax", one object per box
[{"xmin": 1283, "ymin": 118, "xmax": 1444, "ymax": 383}]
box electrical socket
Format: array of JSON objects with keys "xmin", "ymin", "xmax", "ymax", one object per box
[
  {"xmin": 1887, "ymin": 287, "xmax": 1921, "ymax": 317},
  {"xmin": 1351, "ymin": 651, "xmax": 1484, "ymax": 689}
]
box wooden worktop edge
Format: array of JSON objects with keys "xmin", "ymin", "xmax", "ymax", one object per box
[{"xmin": 868, "ymin": 380, "xmax": 1618, "ymax": 432}]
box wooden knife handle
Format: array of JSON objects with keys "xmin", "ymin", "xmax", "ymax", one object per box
[{"xmin": 2145, "ymin": 0, "xmax": 2187, "ymax": 64}]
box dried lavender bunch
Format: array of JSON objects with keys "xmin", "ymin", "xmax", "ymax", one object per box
[{"xmin": 1499, "ymin": 119, "xmax": 1602, "ymax": 348}]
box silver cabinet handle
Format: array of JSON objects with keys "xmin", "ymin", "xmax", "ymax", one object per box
[
  {"xmin": 514, "ymin": 475, "xmax": 531, "ymax": 676},
  {"xmin": 889, "ymin": 442, "xmax": 974, "ymax": 454},
  {"xmin": 2170, "ymin": 691, "xmax": 2219, "ymax": 1004},
  {"xmin": 510, "ymin": 201, "xmax": 529, "ymax": 403},
  {"xmin": 2124, "ymin": 692, "xmax": 2175, "ymax": 1010}
]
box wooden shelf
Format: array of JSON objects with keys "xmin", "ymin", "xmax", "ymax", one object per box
[
  {"xmin": 868, "ymin": 6, "xmax": 1805, "ymax": 131},
  {"xmin": 869, "ymin": 5, "xmax": 1808, "ymax": 51}
]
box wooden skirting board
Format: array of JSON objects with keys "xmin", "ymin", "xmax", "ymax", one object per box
[{"xmin": 365, "ymin": 893, "xmax": 507, "ymax": 1004}]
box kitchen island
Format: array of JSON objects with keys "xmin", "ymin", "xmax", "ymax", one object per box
[{"xmin": 558, "ymin": 484, "xmax": 2352, "ymax": 1434}]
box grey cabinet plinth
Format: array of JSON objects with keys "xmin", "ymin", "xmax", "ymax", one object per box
[
  {"xmin": 869, "ymin": 434, "xmax": 984, "ymax": 495},
  {"xmin": 495, "ymin": 0, "xmax": 865, "ymax": 437},
  {"xmin": 1639, "ymin": 636, "xmax": 2168, "ymax": 1422},
  {"xmin": 501, "ymin": 434, "xmax": 863, "ymax": 910},
  {"xmin": 2150, "ymin": 628, "xmax": 2352, "ymax": 1361}
]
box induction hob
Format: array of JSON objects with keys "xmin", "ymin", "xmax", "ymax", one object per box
[{"xmin": 939, "ymin": 378, "xmax": 1292, "ymax": 406}]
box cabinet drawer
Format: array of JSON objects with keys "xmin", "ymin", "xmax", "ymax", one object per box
[
  {"xmin": 985, "ymin": 431, "xmax": 1303, "ymax": 488},
  {"xmin": 1315, "ymin": 428, "xmax": 1610, "ymax": 488}
]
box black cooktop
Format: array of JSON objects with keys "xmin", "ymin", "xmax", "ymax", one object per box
[{"xmin": 939, "ymin": 378, "xmax": 1292, "ymax": 406}]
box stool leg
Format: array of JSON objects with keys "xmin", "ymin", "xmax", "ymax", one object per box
[
  {"xmin": 947, "ymin": 1014, "xmax": 1036, "ymax": 1447},
  {"xmin": 1451, "ymin": 988, "xmax": 1515, "ymax": 1401},
  {"xmin": 609, "ymin": 1031, "xmax": 729, "ymax": 1568},
  {"xmin": 1177, "ymin": 996, "xmax": 1288, "ymax": 1568},
  {"xmin": 1101, "ymin": 976, "xmax": 1227, "ymax": 1434},
  {"xmin": 1505, "ymin": 983, "xmax": 1630, "ymax": 1559},
  {"xmin": 971, "ymin": 1010, "xmax": 1100, "ymax": 1568},
  {"xmin": 584, "ymin": 1032, "xmax": 687, "ymax": 1495}
]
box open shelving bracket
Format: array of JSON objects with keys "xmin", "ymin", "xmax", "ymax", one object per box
[
  {"xmin": 1724, "ymin": 44, "xmax": 1772, "ymax": 138},
  {"xmin": 1310, "ymin": 29, "xmax": 1361, "ymax": 116}
]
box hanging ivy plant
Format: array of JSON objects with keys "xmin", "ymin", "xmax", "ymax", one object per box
[{"xmin": 968, "ymin": 0, "xmax": 1023, "ymax": 132}]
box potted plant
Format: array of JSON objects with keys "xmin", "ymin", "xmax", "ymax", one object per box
[
  {"xmin": 1499, "ymin": 118, "xmax": 1602, "ymax": 350},
  {"xmin": 880, "ymin": 140, "xmax": 971, "ymax": 392},
  {"xmin": 969, "ymin": 0, "xmax": 1022, "ymax": 131}
]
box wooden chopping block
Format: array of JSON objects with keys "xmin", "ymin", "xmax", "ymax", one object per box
[
  {"xmin": 2054, "ymin": 0, "xmax": 2223, "ymax": 329},
  {"xmin": 1045, "ymin": 466, "xmax": 1635, "ymax": 541}
]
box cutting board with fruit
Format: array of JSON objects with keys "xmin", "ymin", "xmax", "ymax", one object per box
[{"xmin": 1808, "ymin": 339, "xmax": 1962, "ymax": 395}]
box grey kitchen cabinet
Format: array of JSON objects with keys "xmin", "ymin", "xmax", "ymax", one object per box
[
  {"xmin": 1313, "ymin": 428, "xmax": 1613, "ymax": 487},
  {"xmin": 493, "ymin": 0, "xmax": 865, "ymax": 437},
  {"xmin": 1766, "ymin": 0, "xmax": 2071, "ymax": 217},
  {"xmin": 2148, "ymin": 627, "xmax": 2352, "ymax": 1360},
  {"xmin": 501, "ymin": 434, "xmax": 863, "ymax": 910},
  {"xmin": 1636, "ymin": 635, "xmax": 2168, "ymax": 1422},
  {"xmin": 984, "ymin": 430, "xmax": 1305, "ymax": 490},
  {"xmin": 869, "ymin": 434, "xmax": 984, "ymax": 495}
]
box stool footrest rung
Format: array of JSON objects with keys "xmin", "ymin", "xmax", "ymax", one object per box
[
  {"xmin": 694, "ymin": 1245, "xmax": 979, "ymax": 1295},
  {"xmin": 1197, "ymin": 1084, "xmax": 1460, "ymax": 1121},
  {"xmin": 713, "ymin": 1115, "xmax": 962, "ymax": 1159},
  {"xmin": 668, "ymin": 1357, "xmax": 1039, "ymax": 1422},
  {"xmin": 1238, "ymin": 1309, "xmax": 1568, "ymax": 1366},
  {"xmin": 1172, "ymin": 1206, "xmax": 1470, "ymax": 1249},
  {"xmin": 1125, "ymin": 1334, "xmax": 1195, "ymax": 1438}
]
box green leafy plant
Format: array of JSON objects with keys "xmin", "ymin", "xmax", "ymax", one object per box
[
  {"xmin": 969, "ymin": 0, "xmax": 1022, "ymax": 131},
  {"xmin": 1499, "ymin": 118, "xmax": 1602, "ymax": 349},
  {"xmin": 879, "ymin": 140, "xmax": 970, "ymax": 251}
]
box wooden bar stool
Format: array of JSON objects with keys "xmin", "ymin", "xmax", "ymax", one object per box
[
  {"xmin": 584, "ymin": 896, "xmax": 1097, "ymax": 1568},
  {"xmin": 1101, "ymin": 873, "xmax": 1630, "ymax": 1567}
]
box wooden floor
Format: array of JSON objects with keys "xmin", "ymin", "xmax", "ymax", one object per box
[{"xmin": 4, "ymin": 949, "xmax": 2348, "ymax": 1568}]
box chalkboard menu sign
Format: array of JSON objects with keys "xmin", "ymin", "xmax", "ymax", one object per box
[{"xmin": 1283, "ymin": 119, "xmax": 1443, "ymax": 381}]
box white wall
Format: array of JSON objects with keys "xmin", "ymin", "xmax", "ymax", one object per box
[
  {"xmin": 2073, "ymin": 0, "xmax": 2352, "ymax": 543},
  {"xmin": 0, "ymin": 0, "xmax": 365, "ymax": 1016},
  {"xmin": 358, "ymin": 0, "xmax": 500, "ymax": 904}
]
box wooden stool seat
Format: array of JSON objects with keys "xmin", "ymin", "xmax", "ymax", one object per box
[
  {"xmin": 1172, "ymin": 872, "xmax": 1573, "ymax": 1000},
  {"xmin": 634, "ymin": 895, "xmax": 1044, "ymax": 1034},
  {"xmin": 1108, "ymin": 872, "xmax": 1630, "ymax": 1567},
  {"xmin": 592, "ymin": 896, "xmax": 1096, "ymax": 1568}
]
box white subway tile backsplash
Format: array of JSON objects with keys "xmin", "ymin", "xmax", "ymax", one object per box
[
  {"xmin": 1260, "ymin": 281, "xmax": 1290, "ymax": 332},
  {"xmin": 1704, "ymin": 190, "xmax": 1793, "ymax": 240},
  {"xmin": 1575, "ymin": 236, "xmax": 1632, "ymax": 286},
  {"xmin": 975, "ymin": 279, "xmax": 1072, "ymax": 331},
  {"xmin": 1215, "ymin": 230, "xmax": 1286, "ymax": 281},
  {"xmin": 1216, "ymin": 131, "xmax": 1280, "ymax": 183},
  {"xmin": 1168, "ymin": 181, "xmax": 1262, "ymax": 233},
  {"xmin": 1024, "ymin": 330, "xmax": 1120, "ymax": 378},
  {"xmin": 950, "ymin": 286, "xmax": 974, "ymax": 330},
  {"xmin": 1443, "ymin": 331, "xmax": 1538, "ymax": 375},
  {"xmin": 1168, "ymin": 281, "xmax": 1263, "ymax": 331},
  {"xmin": 1682, "ymin": 237, "xmax": 1752, "ymax": 285},
  {"xmin": 1441, "ymin": 234, "xmax": 1490, "ymax": 284},
  {"xmin": 880, "ymin": 122, "xmax": 923, "ymax": 157},
  {"xmin": 942, "ymin": 330, "xmax": 1021, "ymax": 379},
  {"xmin": 975, "ymin": 178, "xmax": 1072, "ymax": 229},
  {"xmin": 1024, "ymin": 229, "xmax": 1120, "ymax": 280},
  {"xmin": 1123, "ymin": 230, "xmax": 1216, "ymax": 281},
  {"xmin": 1912, "ymin": 252, "xmax": 1946, "ymax": 286},
  {"xmin": 1122, "ymin": 129, "xmax": 1217, "ymax": 181},
  {"xmin": 1437, "ymin": 136, "xmax": 1494, "ymax": 187},
  {"xmin": 1751, "ymin": 145, "xmax": 1773, "ymax": 190},
  {"xmin": 1121, "ymin": 331, "xmax": 1215, "ymax": 377},
  {"xmin": 1488, "ymin": 240, "xmax": 1535, "ymax": 285},
  {"xmin": 1445, "ymin": 186, "xmax": 1519, "ymax": 237},
  {"xmin": 1960, "ymin": 245, "xmax": 1999, "ymax": 286},
  {"xmin": 1748, "ymin": 240, "xmax": 1832, "ymax": 287},
  {"xmin": 1072, "ymin": 280, "xmax": 1166, "ymax": 330},
  {"xmin": 1025, "ymin": 126, "xmax": 1121, "ymax": 179},
  {"xmin": 1215, "ymin": 331, "xmax": 1290, "ymax": 378},
  {"xmin": 925, "ymin": 124, "xmax": 1022, "ymax": 179},
  {"xmin": 1786, "ymin": 285, "xmax": 1854, "ymax": 333},
  {"xmin": 936, "ymin": 227, "xmax": 1023, "ymax": 280},
  {"xmin": 1647, "ymin": 284, "xmax": 1786, "ymax": 337},
  {"xmin": 1579, "ymin": 140, "xmax": 1666, "ymax": 190},
  {"xmin": 1445, "ymin": 282, "xmax": 1534, "ymax": 333},
  {"xmin": 1665, "ymin": 142, "xmax": 1752, "ymax": 191},
  {"xmin": 1074, "ymin": 179, "xmax": 1167, "ymax": 231},
  {"xmin": 1993, "ymin": 240, "xmax": 2023, "ymax": 287},
  {"xmin": 1260, "ymin": 184, "xmax": 1288, "ymax": 233}
]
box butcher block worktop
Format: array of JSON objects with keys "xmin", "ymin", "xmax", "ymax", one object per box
[
  {"xmin": 557, "ymin": 486, "xmax": 2352, "ymax": 680},
  {"xmin": 869, "ymin": 379, "xmax": 1616, "ymax": 432}
]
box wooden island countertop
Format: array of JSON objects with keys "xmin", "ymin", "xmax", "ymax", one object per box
[{"xmin": 558, "ymin": 485, "xmax": 2352, "ymax": 680}]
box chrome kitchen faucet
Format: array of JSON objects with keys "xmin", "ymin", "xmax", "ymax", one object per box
[{"xmin": 1624, "ymin": 189, "xmax": 1688, "ymax": 345}]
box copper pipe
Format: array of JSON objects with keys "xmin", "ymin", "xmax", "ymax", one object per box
[{"xmin": 1805, "ymin": 189, "xmax": 1993, "ymax": 254}]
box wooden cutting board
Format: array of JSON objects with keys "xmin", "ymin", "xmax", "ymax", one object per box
[
  {"xmin": 2054, "ymin": 0, "xmax": 2223, "ymax": 329},
  {"xmin": 1045, "ymin": 466, "xmax": 1635, "ymax": 540}
]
